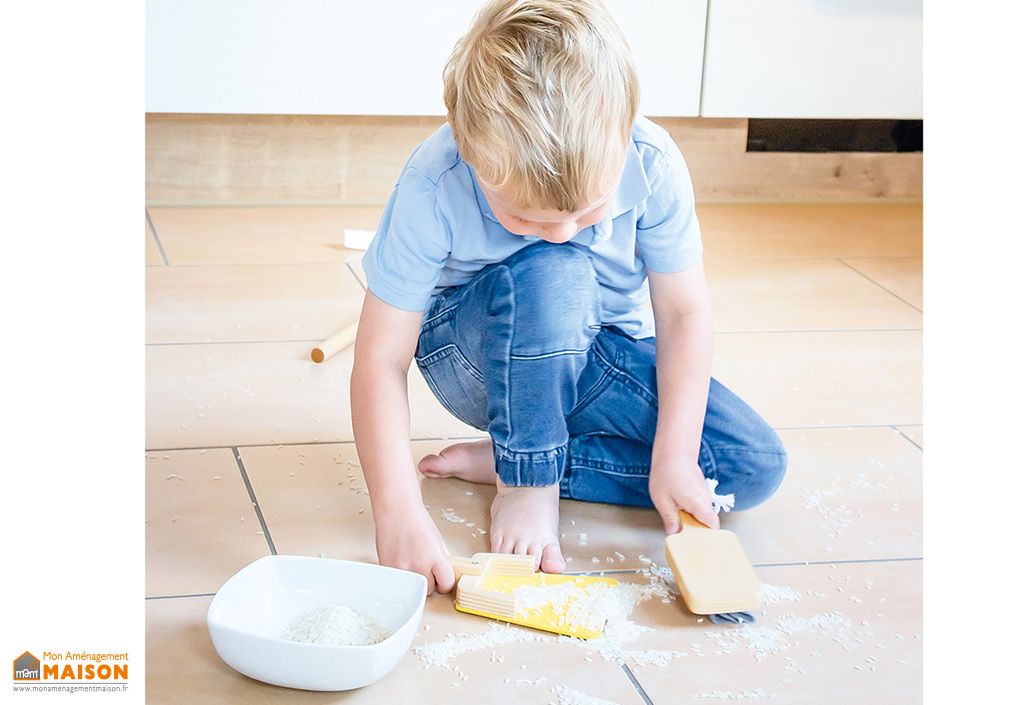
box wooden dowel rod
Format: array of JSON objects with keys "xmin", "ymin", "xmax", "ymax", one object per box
[{"xmin": 310, "ymin": 320, "xmax": 359, "ymax": 363}]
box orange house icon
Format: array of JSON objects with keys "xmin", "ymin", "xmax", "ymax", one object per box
[{"xmin": 13, "ymin": 651, "xmax": 40, "ymax": 681}]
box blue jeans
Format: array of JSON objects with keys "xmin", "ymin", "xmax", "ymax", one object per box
[{"xmin": 415, "ymin": 242, "xmax": 787, "ymax": 511}]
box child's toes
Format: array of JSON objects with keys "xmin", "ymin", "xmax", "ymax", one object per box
[
  {"xmin": 491, "ymin": 534, "xmax": 519, "ymax": 557},
  {"xmin": 518, "ymin": 545, "xmax": 541, "ymax": 571},
  {"xmin": 539, "ymin": 543, "xmax": 566, "ymax": 574},
  {"xmin": 417, "ymin": 454, "xmax": 445, "ymax": 477}
]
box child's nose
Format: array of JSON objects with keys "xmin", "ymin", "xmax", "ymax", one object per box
[{"xmin": 542, "ymin": 220, "xmax": 578, "ymax": 242}]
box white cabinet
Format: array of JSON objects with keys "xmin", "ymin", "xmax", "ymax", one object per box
[
  {"xmin": 146, "ymin": 0, "xmax": 707, "ymax": 116},
  {"xmin": 146, "ymin": 0, "xmax": 472, "ymax": 115},
  {"xmin": 700, "ymin": 0, "xmax": 922, "ymax": 119},
  {"xmin": 606, "ymin": 0, "xmax": 707, "ymax": 116},
  {"xmin": 146, "ymin": 0, "xmax": 921, "ymax": 119}
]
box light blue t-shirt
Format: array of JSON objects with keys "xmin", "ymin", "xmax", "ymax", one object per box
[{"xmin": 361, "ymin": 115, "xmax": 702, "ymax": 338}]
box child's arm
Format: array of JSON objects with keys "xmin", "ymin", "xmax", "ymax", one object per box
[
  {"xmin": 647, "ymin": 263, "xmax": 720, "ymax": 533},
  {"xmin": 351, "ymin": 290, "xmax": 456, "ymax": 594}
]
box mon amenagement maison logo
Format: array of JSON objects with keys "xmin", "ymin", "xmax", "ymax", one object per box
[{"xmin": 12, "ymin": 650, "xmax": 129, "ymax": 694}]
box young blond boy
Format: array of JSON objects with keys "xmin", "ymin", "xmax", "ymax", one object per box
[{"xmin": 351, "ymin": 0, "xmax": 786, "ymax": 594}]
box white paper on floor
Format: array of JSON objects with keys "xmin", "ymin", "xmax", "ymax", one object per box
[{"xmin": 343, "ymin": 229, "xmax": 375, "ymax": 250}]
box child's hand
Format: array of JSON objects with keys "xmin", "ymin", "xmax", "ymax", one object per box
[
  {"xmin": 649, "ymin": 460, "xmax": 720, "ymax": 533},
  {"xmin": 374, "ymin": 505, "xmax": 456, "ymax": 595}
]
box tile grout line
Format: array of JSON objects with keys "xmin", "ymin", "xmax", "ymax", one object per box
[
  {"xmin": 145, "ymin": 200, "xmax": 389, "ymax": 208},
  {"xmin": 140, "ymin": 260, "xmax": 366, "ymax": 268},
  {"xmin": 775, "ymin": 422, "xmax": 922, "ymax": 430},
  {"xmin": 703, "ymin": 255, "xmax": 921, "ymax": 260},
  {"xmin": 145, "ymin": 436, "xmax": 489, "ymax": 453},
  {"xmin": 145, "ymin": 208, "xmax": 170, "ymax": 266},
  {"xmin": 144, "ymin": 426, "xmax": 920, "ymax": 453},
  {"xmin": 716, "ymin": 327, "xmax": 922, "ymax": 335},
  {"xmin": 146, "ymin": 338, "xmax": 323, "ymax": 347},
  {"xmin": 891, "ymin": 425, "xmax": 923, "ymax": 451},
  {"xmin": 231, "ymin": 446, "xmax": 278, "ymax": 556},
  {"xmin": 704, "ymin": 256, "xmax": 921, "ymax": 261},
  {"xmin": 144, "ymin": 329, "xmax": 922, "ymax": 348},
  {"xmin": 146, "ymin": 592, "xmax": 216, "ymax": 601},
  {"xmin": 142, "ymin": 255, "xmax": 923, "ymax": 266},
  {"xmin": 562, "ymin": 556, "xmax": 923, "ymax": 577},
  {"xmin": 620, "ymin": 662, "xmax": 656, "ymax": 705},
  {"xmin": 836, "ymin": 257, "xmax": 922, "ymax": 313},
  {"xmin": 754, "ymin": 556, "xmax": 922, "ymax": 568},
  {"xmin": 346, "ymin": 261, "xmax": 367, "ymax": 292},
  {"xmin": 144, "ymin": 199, "xmax": 922, "ymax": 207}
]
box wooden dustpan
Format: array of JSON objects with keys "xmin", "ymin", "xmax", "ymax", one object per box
[
  {"xmin": 664, "ymin": 511, "xmax": 761, "ymax": 616},
  {"xmin": 451, "ymin": 552, "xmax": 537, "ymax": 580}
]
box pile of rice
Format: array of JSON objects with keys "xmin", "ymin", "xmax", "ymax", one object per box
[{"xmin": 281, "ymin": 603, "xmax": 390, "ymax": 646}]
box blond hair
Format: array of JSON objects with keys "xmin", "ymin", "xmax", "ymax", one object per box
[{"xmin": 443, "ymin": 0, "xmax": 640, "ymax": 212}]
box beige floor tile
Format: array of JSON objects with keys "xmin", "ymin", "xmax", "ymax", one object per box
[
  {"xmin": 712, "ymin": 330, "xmax": 921, "ymax": 428},
  {"xmin": 348, "ymin": 259, "xmax": 367, "ymax": 288},
  {"xmin": 147, "ymin": 215, "xmax": 164, "ymax": 265},
  {"xmin": 145, "ymin": 449, "xmax": 270, "ymax": 596},
  {"xmin": 407, "ymin": 399, "xmax": 489, "ymax": 442},
  {"xmin": 146, "ymin": 264, "xmax": 364, "ymax": 344},
  {"xmin": 730, "ymin": 427, "xmax": 922, "ymax": 564},
  {"xmin": 146, "ymin": 584, "xmax": 646, "ymax": 704},
  {"xmin": 148, "ymin": 206, "xmax": 381, "ymax": 265},
  {"xmin": 896, "ymin": 426, "xmax": 922, "ymax": 449},
  {"xmin": 240, "ymin": 441, "xmax": 495, "ymax": 565},
  {"xmin": 629, "ymin": 560, "xmax": 922, "ymax": 704},
  {"xmin": 146, "ymin": 343, "xmax": 482, "ymax": 449},
  {"xmin": 146, "ymin": 341, "xmax": 346, "ymax": 449},
  {"xmin": 555, "ymin": 497, "xmax": 665, "ymax": 574},
  {"xmin": 698, "ymin": 203, "xmax": 922, "ymax": 259},
  {"xmin": 706, "ymin": 258, "xmax": 921, "ymax": 332},
  {"xmin": 239, "ymin": 443, "xmax": 378, "ymax": 564},
  {"xmin": 147, "ymin": 595, "xmax": 341, "ymax": 704},
  {"xmin": 841, "ymin": 258, "xmax": 923, "ymax": 311}
]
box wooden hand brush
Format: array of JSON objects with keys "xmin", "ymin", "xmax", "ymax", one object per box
[{"xmin": 664, "ymin": 511, "xmax": 761, "ymax": 618}]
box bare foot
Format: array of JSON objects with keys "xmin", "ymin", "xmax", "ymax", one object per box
[
  {"xmin": 489, "ymin": 478, "xmax": 566, "ymax": 573},
  {"xmin": 418, "ymin": 439, "xmax": 496, "ymax": 484}
]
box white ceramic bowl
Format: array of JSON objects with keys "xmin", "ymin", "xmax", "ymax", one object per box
[{"xmin": 207, "ymin": 555, "xmax": 427, "ymax": 691}]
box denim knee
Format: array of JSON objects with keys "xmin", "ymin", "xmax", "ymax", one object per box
[
  {"xmin": 497, "ymin": 243, "xmax": 600, "ymax": 356},
  {"xmin": 738, "ymin": 445, "xmax": 788, "ymax": 510},
  {"xmin": 707, "ymin": 435, "xmax": 788, "ymax": 512}
]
